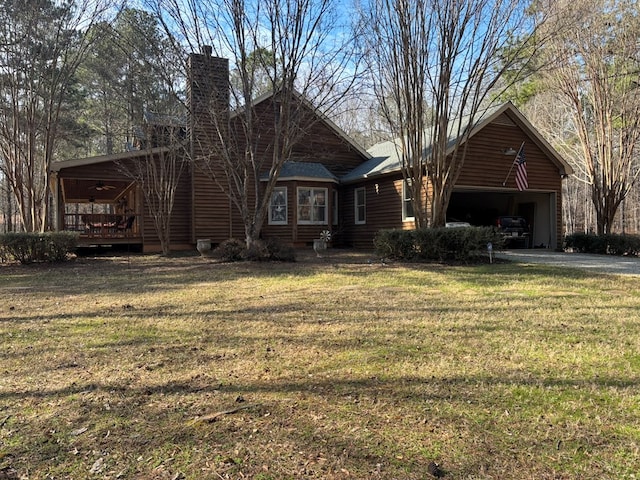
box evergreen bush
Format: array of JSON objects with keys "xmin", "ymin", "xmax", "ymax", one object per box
[
  {"xmin": 564, "ymin": 233, "xmax": 640, "ymax": 256},
  {"xmin": 212, "ymin": 238, "xmax": 246, "ymax": 262},
  {"xmin": 213, "ymin": 237, "xmax": 296, "ymax": 262},
  {"xmin": 375, "ymin": 227, "xmax": 501, "ymax": 262},
  {"xmin": 245, "ymin": 238, "xmax": 296, "ymax": 262},
  {"xmin": 0, "ymin": 232, "xmax": 79, "ymax": 264}
]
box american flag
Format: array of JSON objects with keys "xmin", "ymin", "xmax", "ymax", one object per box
[{"xmin": 514, "ymin": 145, "xmax": 528, "ymax": 191}]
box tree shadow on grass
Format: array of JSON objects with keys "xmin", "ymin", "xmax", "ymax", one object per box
[{"xmin": 2, "ymin": 360, "xmax": 637, "ymax": 478}]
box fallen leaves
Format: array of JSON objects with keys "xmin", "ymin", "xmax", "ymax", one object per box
[{"xmin": 189, "ymin": 403, "xmax": 262, "ymax": 424}]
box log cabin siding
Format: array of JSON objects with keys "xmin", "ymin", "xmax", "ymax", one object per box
[
  {"xmin": 249, "ymin": 93, "xmax": 367, "ymax": 178},
  {"xmin": 457, "ymin": 116, "xmax": 562, "ymax": 193},
  {"xmin": 260, "ymin": 181, "xmax": 295, "ymax": 244},
  {"xmin": 340, "ymin": 177, "xmax": 408, "ymax": 248},
  {"xmin": 456, "ymin": 113, "xmax": 564, "ymax": 246},
  {"xmin": 54, "ymin": 155, "xmax": 194, "ymax": 251},
  {"xmin": 192, "ymin": 168, "xmax": 232, "ymax": 244},
  {"xmin": 340, "ymin": 111, "xmax": 567, "ymax": 248},
  {"xmin": 288, "ymin": 118, "xmax": 368, "ymax": 178},
  {"xmin": 140, "ymin": 165, "xmax": 193, "ymax": 250},
  {"xmin": 56, "ymin": 64, "xmax": 570, "ymax": 254}
]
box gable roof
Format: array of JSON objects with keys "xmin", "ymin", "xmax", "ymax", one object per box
[
  {"xmin": 238, "ymin": 89, "xmax": 371, "ymax": 161},
  {"xmin": 55, "ymin": 90, "xmax": 370, "ymax": 174},
  {"xmin": 340, "ymin": 102, "xmax": 573, "ymax": 183}
]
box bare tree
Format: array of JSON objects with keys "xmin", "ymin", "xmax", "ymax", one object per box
[
  {"xmin": 0, "ymin": 172, "xmax": 15, "ymax": 232},
  {"xmin": 118, "ymin": 121, "xmax": 187, "ymax": 255},
  {"xmin": 153, "ymin": 0, "xmax": 361, "ymax": 248},
  {"xmin": 361, "ymin": 0, "xmax": 537, "ymax": 227},
  {"xmin": 536, "ymin": 0, "xmax": 640, "ymax": 235},
  {"xmin": 0, "ymin": 0, "xmax": 115, "ymax": 232}
]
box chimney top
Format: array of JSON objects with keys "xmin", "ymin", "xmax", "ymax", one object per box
[{"xmin": 203, "ymin": 45, "xmax": 212, "ymax": 56}]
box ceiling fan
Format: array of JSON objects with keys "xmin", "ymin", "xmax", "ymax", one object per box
[{"xmin": 90, "ymin": 181, "xmax": 117, "ymax": 191}]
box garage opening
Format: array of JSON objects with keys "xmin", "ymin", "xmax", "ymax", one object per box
[{"xmin": 447, "ymin": 189, "xmax": 557, "ymax": 249}]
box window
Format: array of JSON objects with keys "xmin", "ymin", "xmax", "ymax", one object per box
[
  {"xmin": 297, "ymin": 187, "xmax": 327, "ymax": 224},
  {"xmin": 269, "ymin": 187, "xmax": 287, "ymax": 225},
  {"xmin": 402, "ymin": 179, "xmax": 415, "ymax": 221},
  {"xmin": 355, "ymin": 187, "xmax": 366, "ymax": 224},
  {"xmin": 332, "ymin": 190, "xmax": 339, "ymax": 226}
]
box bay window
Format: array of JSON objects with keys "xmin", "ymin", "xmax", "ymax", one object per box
[{"xmin": 297, "ymin": 187, "xmax": 327, "ymax": 224}]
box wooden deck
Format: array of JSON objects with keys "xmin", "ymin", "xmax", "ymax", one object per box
[
  {"xmin": 77, "ymin": 235, "xmax": 143, "ymax": 248},
  {"xmin": 65, "ymin": 213, "xmax": 143, "ymax": 247}
]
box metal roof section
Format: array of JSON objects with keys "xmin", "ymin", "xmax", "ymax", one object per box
[
  {"xmin": 340, "ymin": 140, "xmax": 404, "ymax": 183},
  {"xmin": 261, "ymin": 161, "xmax": 338, "ymax": 183},
  {"xmin": 51, "ymin": 147, "xmax": 171, "ymax": 172},
  {"xmin": 54, "ymin": 102, "xmax": 572, "ymax": 184},
  {"xmin": 340, "ymin": 102, "xmax": 573, "ymax": 183}
]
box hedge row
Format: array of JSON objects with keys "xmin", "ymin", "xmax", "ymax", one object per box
[
  {"xmin": 373, "ymin": 226, "xmax": 503, "ymax": 262},
  {"xmin": 0, "ymin": 232, "xmax": 79, "ymax": 264},
  {"xmin": 564, "ymin": 232, "xmax": 640, "ymax": 256}
]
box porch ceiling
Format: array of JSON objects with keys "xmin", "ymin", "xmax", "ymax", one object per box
[{"xmin": 61, "ymin": 178, "xmax": 134, "ymax": 203}]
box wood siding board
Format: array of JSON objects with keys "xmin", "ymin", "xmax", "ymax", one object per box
[{"xmin": 340, "ymin": 177, "xmax": 405, "ymax": 248}]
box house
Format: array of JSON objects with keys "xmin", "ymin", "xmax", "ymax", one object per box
[{"xmin": 51, "ymin": 48, "xmax": 572, "ymax": 252}]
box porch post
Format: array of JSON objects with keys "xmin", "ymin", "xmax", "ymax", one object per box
[{"xmin": 50, "ymin": 172, "xmax": 61, "ymax": 231}]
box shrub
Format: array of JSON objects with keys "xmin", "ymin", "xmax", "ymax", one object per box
[
  {"xmin": 374, "ymin": 227, "xmax": 501, "ymax": 262},
  {"xmin": 47, "ymin": 232, "xmax": 80, "ymax": 261},
  {"xmin": 244, "ymin": 239, "xmax": 270, "ymax": 261},
  {"xmin": 564, "ymin": 233, "xmax": 606, "ymax": 254},
  {"xmin": 564, "ymin": 233, "xmax": 640, "ymax": 256},
  {"xmin": 373, "ymin": 229, "xmax": 417, "ymax": 260},
  {"xmin": 214, "ymin": 237, "xmax": 296, "ymax": 262},
  {"xmin": 245, "ymin": 238, "xmax": 296, "ymax": 262},
  {"xmin": 605, "ymin": 234, "xmax": 640, "ymax": 256},
  {"xmin": 212, "ymin": 238, "xmax": 246, "ymax": 262},
  {"xmin": 0, "ymin": 232, "xmax": 79, "ymax": 264},
  {"xmin": 263, "ymin": 237, "xmax": 296, "ymax": 262}
]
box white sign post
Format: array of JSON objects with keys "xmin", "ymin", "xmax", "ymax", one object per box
[{"xmin": 487, "ymin": 242, "xmax": 493, "ymax": 264}]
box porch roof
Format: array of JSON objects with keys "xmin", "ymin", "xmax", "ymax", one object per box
[{"xmin": 51, "ymin": 146, "xmax": 171, "ymax": 172}]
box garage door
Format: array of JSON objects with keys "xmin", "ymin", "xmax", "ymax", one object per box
[{"xmin": 447, "ymin": 189, "xmax": 557, "ymax": 249}]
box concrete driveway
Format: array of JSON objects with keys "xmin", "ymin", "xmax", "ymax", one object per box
[{"xmin": 496, "ymin": 249, "xmax": 640, "ymax": 276}]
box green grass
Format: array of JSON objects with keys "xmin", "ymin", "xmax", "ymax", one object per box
[{"xmin": 1, "ymin": 251, "xmax": 639, "ymax": 479}]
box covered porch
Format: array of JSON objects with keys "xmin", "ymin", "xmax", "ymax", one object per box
[{"xmin": 51, "ymin": 154, "xmax": 145, "ymax": 248}]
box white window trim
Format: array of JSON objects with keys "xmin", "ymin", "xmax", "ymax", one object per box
[
  {"xmin": 355, "ymin": 187, "xmax": 366, "ymax": 225},
  {"xmin": 332, "ymin": 190, "xmax": 339, "ymax": 226},
  {"xmin": 297, "ymin": 187, "xmax": 328, "ymax": 225},
  {"xmin": 402, "ymin": 179, "xmax": 415, "ymax": 222},
  {"xmin": 269, "ymin": 187, "xmax": 288, "ymax": 225}
]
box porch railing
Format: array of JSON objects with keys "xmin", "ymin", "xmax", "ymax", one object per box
[{"xmin": 64, "ymin": 213, "xmax": 139, "ymax": 238}]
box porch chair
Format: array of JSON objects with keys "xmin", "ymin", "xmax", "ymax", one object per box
[{"xmin": 118, "ymin": 215, "xmax": 135, "ymax": 233}]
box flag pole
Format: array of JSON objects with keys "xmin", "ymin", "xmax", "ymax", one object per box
[{"xmin": 501, "ymin": 141, "xmax": 525, "ymax": 187}]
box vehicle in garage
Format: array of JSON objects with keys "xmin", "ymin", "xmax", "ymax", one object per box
[{"xmin": 495, "ymin": 215, "xmax": 530, "ymax": 248}]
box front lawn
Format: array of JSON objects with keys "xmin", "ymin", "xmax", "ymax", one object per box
[{"xmin": 1, "ymin": 251, "xmax": 638, "ymax": 479}]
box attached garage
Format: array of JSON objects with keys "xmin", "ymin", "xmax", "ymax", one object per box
[
  {"xmin": 341, "ymin": 102, "xmax": 573, "ymax": 250},
  {"xmin": 451, "ymin": 103, "xmax": 572, "ymax": 250}
]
